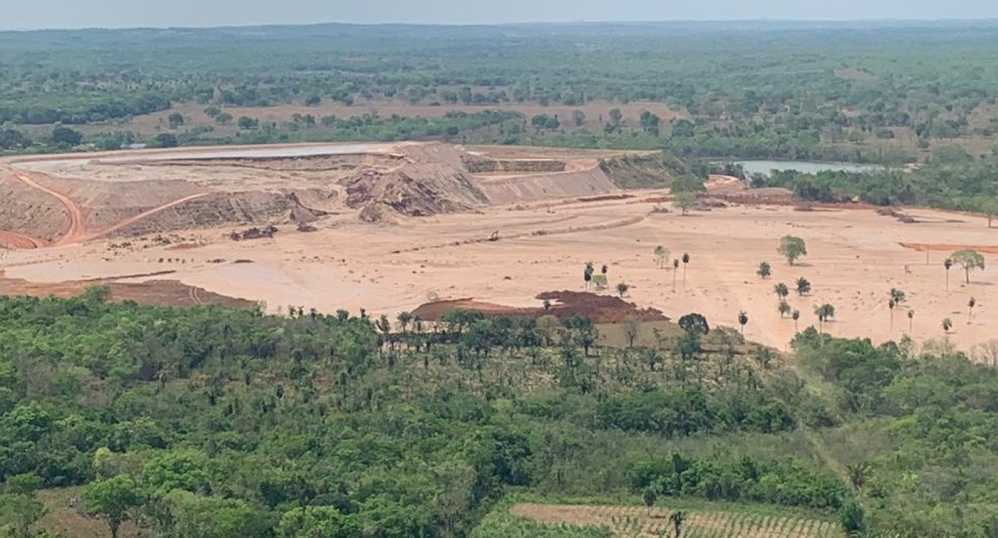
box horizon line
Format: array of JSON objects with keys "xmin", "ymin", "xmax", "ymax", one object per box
[{"xmin": 4, "ymin": 17, "xmax": 998, "ymax": 33}]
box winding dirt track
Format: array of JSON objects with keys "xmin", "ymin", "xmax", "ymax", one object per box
[
  {"xmin": 3, "ymin": 168, "xmax": 212, "ymax": 247},
  {"xmin": 86, "ymin": 192, "xmax": 212, "ymax": 241},
  {"xmin": 14, "ymin": 173, "xmax": 86, "ymax": 245}
]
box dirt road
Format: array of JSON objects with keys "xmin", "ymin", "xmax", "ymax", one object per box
[
  {"xmin": 87, "ymin": 192, "xmax": 212, "ymax": 240},
  {"xmin": 14, "ymin": 172, "xmax": 86, "ymax": 245}
]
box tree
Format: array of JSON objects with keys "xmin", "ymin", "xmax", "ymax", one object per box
[
  {"xmin": 815, "ymin": 304, "xmax": 835, "ymax": 333},
  {"xmin": 888, "ymin": 298, "xmax": 896, "ymax": 332},
  {"xmin": 944, "ymin": 257, "xmax": 953, "ymax": 290},
  {"xmin": 673, "ymin": 191, "xmax": 697, "ymax": 215},
  {"xmin": 951, "ymin": 250, "xmax": 985, "ymax": 284},
  {"xmin": 277, "ymin": 506, "xmax": 359, "ymax": 538},
  {"xmin": 536, "ymin": 315, "xmax": 560, "ymax": 346},
  {"xmin": 737, "ymin": 311, "xmax": 749, "ymax": 334},
  {"xmin": 907, "ymin": 309, "xmax": 915, "ymax": 333},
  {"xmin": 796, "ymin": 277, "xmax": 811, "ymax": 296},
  {"xmin": 792, "ymin": 309, "xmax": 801, "ymax": 332},
  {"xmin": 154, "ymin": 133, "xmax": 178, "ymax": 148},
  {"xmin": 682, "ymin": 253, "xmax": 690, "ymax": 289},
  {"xmin": 640, "ymin": 111, "xmax": 661, "ymax": 135},
  {"xmin": 82, "ymin": 475, "xmax": 143, "ymax": 538},
  {"xmin": 778, "ymin": 300, "xmax": 791, "ymax": 318},
  {"xmin": 591, "ymin": 274, "xmax": 608, "ymax": 291},
  {"xmin": 972, "ymin": 339, "xmax": 998, "ymax": 367},
  {"xmin": 572, "ymin": 109, "xmax": 586, "ymax": 127},
  {"xmin": 168, "ymin": 112, "xmax": 185, "ymax": 129},
  {"xmin": 757, "ymin": 261, "xmax": 772, "ymax": 279},
  {"xmin": 623, "ymin": 316, "xmax": 640, "ymax": 348},
  {"xmin": 608, "ymin": 108, "xmax": 623, "ymax": 128},
  {"xmin": 968, "ymin": 296, "xmax": 977, "ymax": 323},
  {"xmin": 839, "ymin": 500, "xmax": 867, "ymax": 536},
  {"xmin": 397, "ymin": 311, "xmax": 413, "ymax": 335},
  {"xmin": 669, "ymin": 511, "xmax": 687, "ymax": 538},
  {"xmin": 0, "ymin": 492, "xmax": 46, "ymax": 538},
  {"xmin": 305, "ymin": 94, "xmax": 322, "ymax": 106},
  {"xmin": 51, "ymin": 126, "xmax": 83, "ymax": 147},
  {"xmin": 778, "ymin": 236, "xmax": 808, "ymax": 265},
  {"xmin": 654, "ymin": 246, "xmax": 670, "ymax": 269},
  {"xmin": 616, "ymin": 282, "xmax": 630, "ymax": 298},
  {"xmin": 642, "ymin": 486, "xmax": 658, "ymax": 514},
  {"xmin": 890, "ymin": 288, "xmax": 906, "ymax": 307},
  {"xmin": 846, "ymin": 462, "xmax": 871, "ymax": 493},
  {"xmin": 942, "ymin": 317, "xmax": 953, "ymax": 335},
  {"xmin": 774, "ymin": 282, "xmax": 790, "ymax": 299},
  {"xmin": 237, "ymin": 116, "xmax": 259, "ymax": 130},
  {"xmin": 583, "ymin": 262, "xmax": 594, "ymax": 290},
  {"xmin": 678, "ymin": 313, "xmax": 709, "ymax": 336}
]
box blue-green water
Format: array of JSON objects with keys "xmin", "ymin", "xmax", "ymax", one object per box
[{"xmin": 732, "ymin": 160, "xmax": 882, "ymax": 176}]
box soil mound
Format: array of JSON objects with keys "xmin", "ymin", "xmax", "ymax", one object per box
[
  {"xmin": 344, "ymin": 164, "xmax": 488, "ymax": 221},
  {"xmin": 411, "ymin": 290, "xmax": 668, "ymax": 324}
]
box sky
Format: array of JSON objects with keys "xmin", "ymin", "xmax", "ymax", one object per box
[{"xmin": 3, "ymin": 0, "xmax": 998, "ymax": 30}]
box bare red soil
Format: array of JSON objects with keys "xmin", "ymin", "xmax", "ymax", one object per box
[{"xmin": 411, "ymin": 290, "xmax": 668, "ymax": 324}]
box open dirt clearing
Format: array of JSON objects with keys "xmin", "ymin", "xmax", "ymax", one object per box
[
  {"xmin": 1, "ymin": 143, "xmax": 995, "ymax": 353},
  {"xmin": 509, "ymin": 503, "xmax": 843, "ymax": 538}
]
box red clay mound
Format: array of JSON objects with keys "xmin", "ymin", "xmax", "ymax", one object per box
[{"xmin": 411, "ymin": 290, "xmax": 668, "ymax": 324}]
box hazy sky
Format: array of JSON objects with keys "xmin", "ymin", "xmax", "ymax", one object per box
[{"xmin": 3, "ymin": 0, "xmax": 998, "ymax": 30}]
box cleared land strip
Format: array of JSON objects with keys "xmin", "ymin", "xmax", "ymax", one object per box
[{"xmin": 509, "ymin": 503, "xmax": 844, "ymax": 538}]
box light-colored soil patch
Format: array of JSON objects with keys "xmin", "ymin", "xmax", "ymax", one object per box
[
  {"xmin": 509, "ymin": 503, "xmax": 843, "ymax": 538},
  {"xmin": 3, "ymin": 143, "xmax": 997, "ymax": 353}
]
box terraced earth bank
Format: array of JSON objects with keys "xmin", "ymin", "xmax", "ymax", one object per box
[{"xmin": 0, "ymin": 142, "xmax": 675, "ymax": 245}]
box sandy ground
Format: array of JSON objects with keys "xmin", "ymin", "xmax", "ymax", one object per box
[{"xmin": 3, "ymin": 185, "xmax": 996, "ymax": 354}]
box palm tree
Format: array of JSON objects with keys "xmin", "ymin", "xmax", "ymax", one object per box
[
  {"xmin": 944, "ymin": 258, "xmax": 953, "ymax": 291},
  {"xmin": 792, "ymin": 309, "xmax": 801, "ymax": 332},
  {"xmin": 796, "ymin": 277, "xmax": 811, "ymax": 296},
  {"xmin": 907, "ymin": 309, "xmax": 914, "ymax": 333},
  {"xmin": 778, "ymin": 300, "xmax": 791, "ymax": 318},
  {"xmin": 969, "ymin": 296, "xmax": 977, "ymax": 323},
  {"xmin": 738, "ymin": 311, "xmax": 749, "ymax": 334},
  {"xmin": 774, "ymin": 282, "xmax": 789, "ymax": 300},
  {"xmin": 681, "ymin": 253, "xmax": 690, "ymax": 288},
  {"xmin": 397, "ymin": 311, "xmax": 413, "ymax": 335},
  {"xmin": 669, "ymin": 511, "xmax": 687, "ymax": 538},
  {"xmin": 846, "ymin": 462, "xmax": 871, "ymax": 493}
]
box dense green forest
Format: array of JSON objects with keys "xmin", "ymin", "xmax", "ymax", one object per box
[
  {"xmin": 1, "ymin": 291, "xmax": 996, "ymax": 537},
  {"xmin": 722, "ymin": 145, "xmax": 998, "ymax": 215},
  {"xmin": 2, "ymin": 21, "xmax": 998, "ymax": 162}
]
